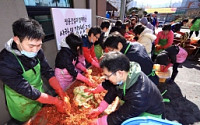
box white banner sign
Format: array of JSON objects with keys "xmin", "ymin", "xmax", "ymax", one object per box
[{"xmin": 51, "ymin": 8, "xmax": 92, "ymax": 50}]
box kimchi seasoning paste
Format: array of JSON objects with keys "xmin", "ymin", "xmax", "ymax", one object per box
[{"xmin": 29, "ymin": 67, "xmax": 105, "ymax": 125}]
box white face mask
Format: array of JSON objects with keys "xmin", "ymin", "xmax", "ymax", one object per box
[
  {"xmin": 116, "ymin": 72, "xmax": 124, "ymax": 85},
  {"xmin": 116, "ymin": 80, "xmax": 123, "ymax": 85},
  {"xmin": 21, "ymin": 50, "xmax": 37, "ymax": 58},
  {"xmin": 91, "ymin": 39, "xmax": 94, "ymax": 43},
  {"xmin": 20, "ymin": 43, "xmax": 38, "ymax": 58}
]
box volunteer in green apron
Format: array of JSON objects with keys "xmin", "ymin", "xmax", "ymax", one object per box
[
  {"xmin": 153, "ymin": 24, "xmax": 174, "ymax": 61},
  {"xmin": 154, "ymin": 39, "xmax": 168, "ymax": 55},
  {"xmin": 189, "ymin": 17, "xmax": 200, "ymax": 38},
  {"xmin": 86, "ymin": 52, "xmax": 164, "ymax": 125},
  {"xmin": 0, "ymin": 18, "xmax": 67, "ymax": 123},
  {"xmin": 94, "ymin": 21, "xmax": 110, "ymax": 59},
  {"xmin": 103, "ymin": 33, "xmax": 159, "ymax": 85}
]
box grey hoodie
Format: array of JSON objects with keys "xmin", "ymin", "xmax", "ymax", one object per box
[
  {"xmin": 5, "ymin": 38, "xmax": 23, "ymax": 56},
  {"xmin": 140, "ymin": 17, "xmax": 154, "ymax": 31}
]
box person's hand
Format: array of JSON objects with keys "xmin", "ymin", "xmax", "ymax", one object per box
[
  {"xmin": 49, "ymin": 77, "xmax": 66, "ymax": 100},
  {"xmin": 85, "ymin": 69, "xmax": 89, "ymax": 74},
  {"xmin": 84, "ymin": 88, "xmax": 95, "ymax": 95},
  {"xmin": 163, "ymin": 67, "xmax": 168, "ymax": 72},
  {"xmin": 76, "ymin": 62, "xmax": 87, "ymax": 72},
  {"xmin": 77, "ymin": 73, "xmax": 96, "ymax": 87},
  {"xmin": 58, "ymin": 90, "xmax": 66, "ymax": 100},
  {"xmin": 63, "ymin": 95, "xmax": 71, "ymax": 112},
  {"xmin": 91, "ymin": 60, "xmax": 100, "ymax": 68},
  {"xmin": 156, "ymin": 44, "xmax": 162, "ymax": 50},
  {"xmin": 87, "ymin": 108, "xmax": 102, "ymax": 119},
  {"xmin": 160, "ymin": 66, "xmax": 168, "ymax": 72},
  {"xmin": 84, "ymin": 84, "xmax": 105, "ymax": 94},
  {"xmin": 85, "ymin": 79, "xmax": 96, "ymax": 87},
  {"xmin": 55, "ymin": 100, "xmax": 66, "ymax": 113},
  {"xmin": 160, "ymin": 65, "xmax": 165, "ymax": 72},
  {"xmin": 160, "ymin": 63, "xmax": 172, "ymax": 72},
  {"xmin": 88, "ymin": 119, "xmax": 98, "ymax": 125}
]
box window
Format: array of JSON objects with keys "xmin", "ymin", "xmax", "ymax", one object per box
[
  {"xmin": 24, "ymin": 0, "xmax": 71, "ymax": 7},
  {"xmin": 24, "ymin": 0, "xmax": 73, "ymax": 42}
]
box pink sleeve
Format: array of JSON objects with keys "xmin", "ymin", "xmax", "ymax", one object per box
[
  {"xmin": 97, "ymin": 115, "xmax": 108, "ymax": 125},
  {"xmin": 164, "ymin": 63, "xmax": 173, "ymax": 71},
  {"xmin": 163, "ymin": 31, "xmax": 174, "ymax": 49},
  {"xmin": 98, "ymin": 100, "xmax": 109, "ymax": 112}
]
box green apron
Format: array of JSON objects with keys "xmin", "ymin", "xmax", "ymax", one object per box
[
  {"xmin": 190, "ymin": 19, "xmax": 200, "ymax": 31},
  {"xmin": 4, "ymin": 52, "xmax": 44, "ymax": 122},
  {"xmin": 154, "ymin": 39, "xmax": 168, "ymax": 55},
  {"xmin": 140, "ymin": 112, "xmax": 161, "ymax": 118},
  {"xmin": 94, "ymin": 44, "xmax": 103, "ymax": 59}
]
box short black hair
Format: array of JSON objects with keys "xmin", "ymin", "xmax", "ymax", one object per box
[
  {"xmin": 100, "ymin": 20, "xmax": 110, "ymax": 29},
  {"xmin": 131, "ymin": 17, "xmax": 137, "ymax": 22},
  {"xmin": 133, "ymin": 25, "xmax": 145, "ymax": 35},
  {"xmin": 125, "ymin": 19, "xmax": 131, "ymax": 24},
  {"xmin": 156, "ymin": 52, "xmax": 169, "ymax": 65},
  {"xmin": 88, "ymin": 27, "xmax": 101, "ymax": 36},
  {"xmin": 182, "ymin": 19, "xmax": 189, "ymax": 23},
  {"xmin": 65, "ymin": 33, "xmax": 82, "ymax": 55},
  {"xmin": 162, "ymin": 24, "xmax": 171, "ymax": 31},
  {"xmin": 12, "ymin": 18, "xmax": 45, "ymax": 42},
  {"xmin": 143, "ymin": 11, "xmax": 147, "ymax": 16},
  {"xmin": 104, "ymin": 31, "xmax": 126, "ymax": 49},
  {"xmin": 109, "ymin": 26, "xmax": 120, "ymax": 34},
  {"xmin": 115, "ymin": 20, "xmax": 123, "ymax": 27},
  {"xmin": 109, "ymin": 26, "xmax": 126, "ymax": 36},
  {"xmin": 132, "ymin": 16, "xmax": 139, "ymax": 23},
  {"xmin": 100, "ymin": 51, "xmax": 130, "ymax": 72},
  {"xmin": 154, "ymin": 11, "xmax": 158, "ymax": 14}
]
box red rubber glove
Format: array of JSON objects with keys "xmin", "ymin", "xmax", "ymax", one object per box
[
  {"xmin": 91, "ymin": 60, "xmax": 100, "ymax": 68},
  {"xmin": 156, "ymin": 44, "xmax": 162, "ymax": 50},
  {"xmin": 49, "ymin": 76, "xmax": 66, "ymax": 100},
  {"xmin": 163, "ymin": 63, "xmax": 173, "ymax": 72},
  {"xmin": 87, "ymin": 100, "xmax": 109, "ymax": 119},
  {"xmin": 77, "ymin": 73, "xmax": 96, "ymax": 87},
  {"xmin": 37, "ymin": 93, "xmax": 66, "ymax": 113},
  {"xmin": 84, "ymin": 84, "xmax": 105, "ymax": 94},
  {"xmin": 160, "ymin": 65, "xmax": 166, "ymax": 72},
  {"xmin": 89, "ymin": 115, "xmax": 108, "ymax": 125},
  {"xmin": 89, "ymin": 121, "xmax": 97, "ymax": 125}
]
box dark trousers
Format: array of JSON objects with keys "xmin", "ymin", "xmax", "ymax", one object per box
[
  {"xmin": 171, "ymin": 63, "xmax": 180, "ymax": 81},
  {"xmin": 152, "ymin": 54, "xmax": 157, "ymax": 62},
  {"xmin": 189, "ymin": 31, "xmax": 199, "ymax": 38}
]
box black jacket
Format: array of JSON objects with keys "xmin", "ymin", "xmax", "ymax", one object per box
[
  {"xmin": 0, "ymin": 39, "xmax": 54, "ymax": 100},
  {"xmin": 121, "ymin": 42, "xmax": 159, "ymax": 84},
  {"xmin": 162, "ymin": 45, "xmax": 179, "ymax": 64},
  {"xmin": 55, "ymin": 47, "xmax": 79, "ymax": 79},
  {"xmin": 171, "ymin": 22, "xmax": 183, "ymax": 32},
  {"xmin": 102, "ymin": 72, "xmax": 164, "ymax": 125}
]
